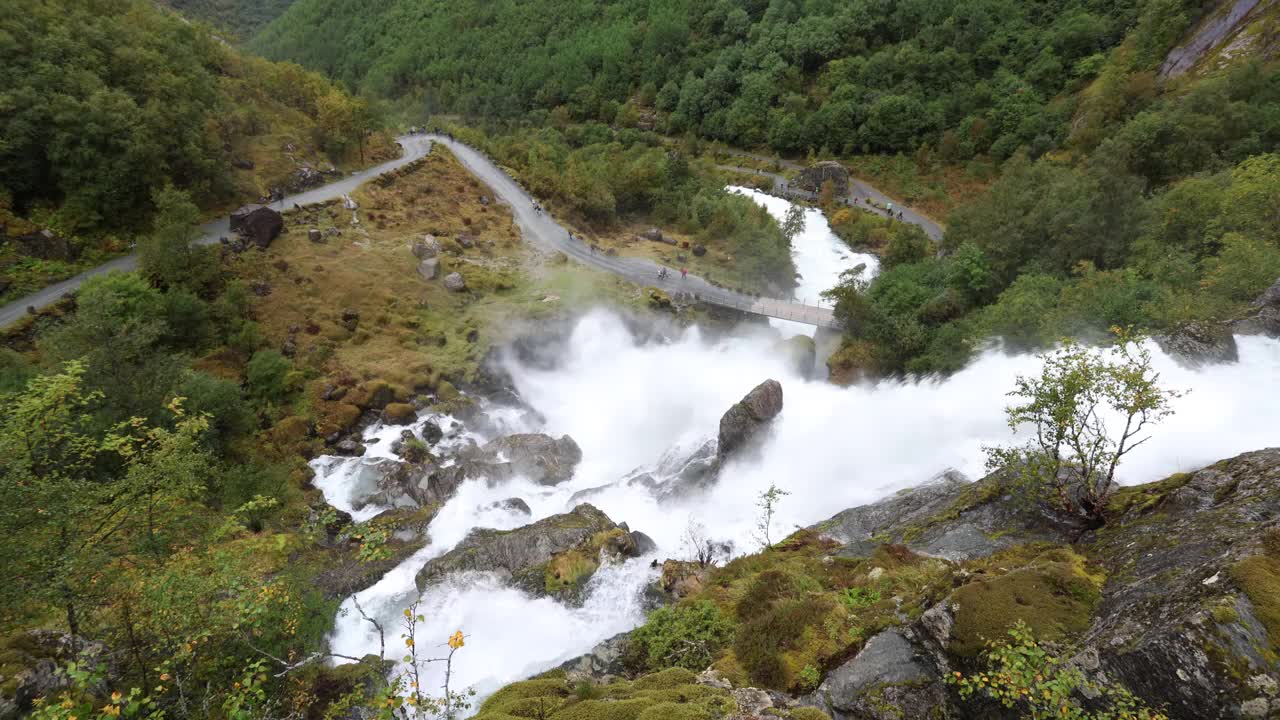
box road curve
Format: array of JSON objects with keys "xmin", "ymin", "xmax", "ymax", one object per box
[
  {"xmin": 716, "ymin": 149, "xmax": 945, "ymax": 241},
  {"xmin": 0, "ymin": 135, "xmax": 436, "ymax": 329},
  {"xmin": 427, "ymin": 135, "xmax": 839, "ymax": 328}
]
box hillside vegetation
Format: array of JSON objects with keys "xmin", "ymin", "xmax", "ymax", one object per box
[
  {"xmin": 256, "ymin": 0, "xmax": 1194, "ymax": 157},
  {"xmin": 0, "ymin": 0, "xmax": 387, "ymax": 302},
  {"xmin": 162, "ymin": 0, "xmax": 296, "ymax": 40}
]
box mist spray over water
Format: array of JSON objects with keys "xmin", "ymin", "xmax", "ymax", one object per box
[{"xmin": 313, "ymin": 191, "xmax": 1280, "ymax": 714}]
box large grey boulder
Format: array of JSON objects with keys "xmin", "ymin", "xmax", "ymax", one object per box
[
  {"xmin": 558, "ymin": 631, "xmax": 632, "ymax": 681},
  {"xmin": 804, "ymin": 629, "xmax": 946, "ymax": 720},
  {"xmin": 229, "ymin": 204, "xmax": 283, "ymax": 248},
  {"xmin": 1155, "ymin": 321, "xmax": 1238, "ymax": 367},
  {"xmin": 413, "ymin": 503, "xmax": 619, "ymax": 592},
  {"xmin": 811, "ymin": 468, "xmax": 1076, "ymax": 561},
  {"xmin": 795, "ymin": 160, "xmax": 850, "ymax": 196},
  {"xmin": 717, "ymin": 379, "xmax": 783, "ymax": 461},
  {"xmin": 479, "ymin": 433, "xmax": 583, "ymax": 485}
]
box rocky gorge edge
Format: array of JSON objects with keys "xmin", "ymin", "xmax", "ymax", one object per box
[{"xmin": 508, "ymin": 446, "xmax": 1280, "ymax": 720}]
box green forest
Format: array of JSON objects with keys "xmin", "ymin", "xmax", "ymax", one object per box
[
  {"xmin": 251, "ymin": 0, "xmax": 1280, "ymax": 374},
  {"xmin": 0, "ymin": 0, "xmax": 382, "ymax": 302},
  {"xmin": 162, "ymin": 0, "xmax": 297, "ymax": 40},
  {"xmin": 2, "ymin": 0, "xmax": 1280, "ymax": 717},
  {"xmin": 254, "ymin": 0, "xmax": 1159, "ymax": 156}
]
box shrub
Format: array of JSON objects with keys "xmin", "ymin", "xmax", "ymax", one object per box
[
  {"xmin": 246, "ymin": 349, "xmax": 298, "ymax": 405},
  {"xmin": 625, "ymin": 601, "xmax": 734, "ymax": 673}
]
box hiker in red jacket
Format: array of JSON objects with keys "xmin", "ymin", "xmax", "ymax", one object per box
[{"xmin": 680, "ymin": 267, "xmax": 688, "ymax": 280}]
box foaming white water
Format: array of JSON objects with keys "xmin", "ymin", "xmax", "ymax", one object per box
[
  {"xmin": 728, "ymin": 186, "xmax": 879, "ymax": 306},
  {"xmin": 315, "ymin": 308, "xmax": 1280, "ymax": 713}
]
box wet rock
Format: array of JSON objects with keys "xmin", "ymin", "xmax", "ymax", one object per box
[
  {"xmin": 1155, "ymin": 321, "xmax": 1238, "ymax": 367},
  {"xmin": 229, "ymin": 204, "xmax": 283, "ymax": 248},
  {"xmin": 281, "ymin": 338, "xmax": 297, "ymax": 357},
  {"xmin": 414, "ymin": 503, "xmax": 619, "ymax": 592},
  {"xmin": 443, "ymin": 272, "xmax": 466, "ymax": 292},
  {"xmin": 776, "ymin": 334, "xmax": 817, "ymax": 379},
  {"xmin": 558, "ymin": 631, "xmax": 631, "ymax": 681},
  {"xmin": 420, "ymin": 419, "xmax": 443, "ymax": 444},
  {"xmin": 1234, "ymin": 277, "xmax": 1280, "ymax": 337},
  {"xmin": 308, "ymin": 228, "xmax": 323, "ymax": 243},
  {"xmin": 717, "ymin": 379, "xmax": 783, "ymax": 461},
  {"xmin": 479, "ymin": 433, "xmax": 583, "ymax": 485},
  {"xmin": 485, "ymin": 497, "xmax": 532, "ymax": 516},
  {"xmin": 334, "ymin": 439, "xmax": 366, "ymax": 456},
  {"xmin": 810, "ymin": 468, "xmax": 1078, "ymax": 561},
  {"xmin": 232, "ymin": 158, "xmax": 255, "ymax": 170},
  {"xmin": 804, "ymin": 629, "xmax": 944, "ymax": 720},
  {"xmin": 630, "ymin": 531, "xmax": 658, "ymax": 555},
  {"xmin": 692, "ymin": 244, "xmax": 707, "ymax": 257}
]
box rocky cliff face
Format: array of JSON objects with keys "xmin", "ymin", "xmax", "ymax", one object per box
[
  {"xmin": 533, "ymin": 448, "xmax": 1280, "ymax": 720},
  {"xmin": 803, "ymin": 448, "xmax": 1280, "ymax": 720}
]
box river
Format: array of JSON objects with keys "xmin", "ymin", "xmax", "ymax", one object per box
[{"xmin": 309, "ymin": 191, "xmax": 1280, "ymax": 713}]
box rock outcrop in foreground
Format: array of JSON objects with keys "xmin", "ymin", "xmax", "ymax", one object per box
[
  {"xmin": 413, "ymin": 503, "xmax": 646, "ymax": 605},
  {"xmin": 501, "ymin": 447, "xmax": 1280, "ymax": 720}
]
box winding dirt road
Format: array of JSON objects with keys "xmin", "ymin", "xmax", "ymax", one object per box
[
  {"xmin": 429, "ymin": 135, "xmax": 840, "ymax": 328},
  {"xmin": 0, "ymin": 136, "xmax": 435, "ymax": 328},
  {"xmin": 2, "ymin": 134, "xmax": 855, "ymax": 329}
]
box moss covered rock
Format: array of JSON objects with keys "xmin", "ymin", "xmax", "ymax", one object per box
[{"xmin": 380, "ymin": 402, "xmax": 417, "ymax": 425}]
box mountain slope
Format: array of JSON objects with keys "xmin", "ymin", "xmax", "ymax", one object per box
[
  {"xmin": 0, "ymin": 0, "xmax": 388, "ymax": 301},
  {"xmin": 161, "ymin": 0, "xmax": 296, "ymax": 40},
  {"xmin": 253, "ymin": 0, "xmax": 1154, "ymax": 156}
]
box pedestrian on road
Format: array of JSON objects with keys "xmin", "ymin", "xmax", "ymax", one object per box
[{"xmin": 680, "ymin": 267, "xmax": 688, "ymax": 280}]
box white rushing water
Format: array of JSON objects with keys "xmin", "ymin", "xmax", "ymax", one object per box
[
  {"xmin": 312, "ymin": 192, "xmax": 1280, "ymax": 714},
  {"xmin": 728, "ymin": 185, "xmax": 879, "ymax": 308}
]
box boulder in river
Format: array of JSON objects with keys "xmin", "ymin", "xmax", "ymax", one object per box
[
  {"xmin": 1155, "ymin": 321, "xmax": 1238, "ymax": 367},
  {"xmin": 414, "ymin": 503, "xmax": 639, "ymax": 604},
  {"xmin": 478, "ymin": 433, "xmax": 583, "ymax": 485},
  {"xmin": 717, "ymin": 379, "xmax": 783, "ymax": 461}
]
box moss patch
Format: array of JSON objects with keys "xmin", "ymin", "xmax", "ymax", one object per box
[
  {"xmin": 949, "ymin": 547, "xmax": 1103, "ymax": 657},
  {"xmin": 1228, "ymin": 555, "xmax": 1280, "ymax": 648},
  {"xmin": 1105, "ymin": 471, "xmax": 1194, "ymax": 518},
  {"xmin": 472, "ymin": 670, "xmax": 733, "ymax": 720}
]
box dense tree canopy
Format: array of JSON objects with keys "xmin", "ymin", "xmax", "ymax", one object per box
[
  {"xmin": 0, "ymin": 0, "xmax": 376, "ymax": 234},
  {"xmin": 252, "ymin": 0, "xmax": 1191, "ymax": 157}
]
